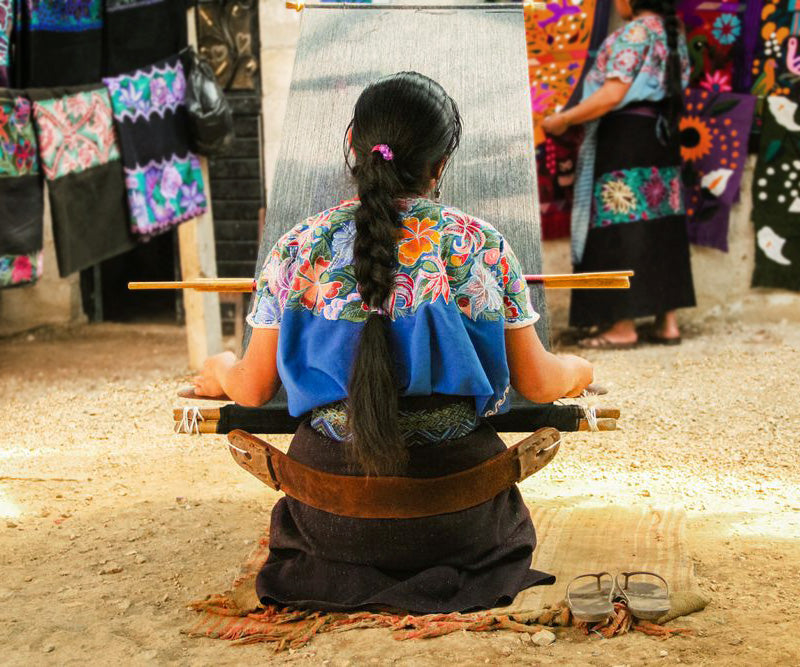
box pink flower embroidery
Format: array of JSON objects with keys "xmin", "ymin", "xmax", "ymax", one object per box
[
  {"xmin": 700, "ymin": 71, "xmax": 732, "ymax": 93},
  {"xmin": 642, "ymin": 169, "xmax": 667, "ymax": 209},
  {"xmin": 160, "ymin": 165, "xmax": 182, "ymax": 200},
  {"xmin": 11, "ymin": 255, "xmax": 32, "ymax": 283}
]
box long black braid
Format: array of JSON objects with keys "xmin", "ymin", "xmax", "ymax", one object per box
[
  {"xmin": 631, "ymin": 0, "xmax": 684, "ymax": 129},
  {"xmin": 342, "ymin": 72, "xmax": 461, "ymax": 475}
]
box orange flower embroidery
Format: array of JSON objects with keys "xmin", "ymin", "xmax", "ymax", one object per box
[
  {"xmin": 291, "ymin": 256, "xmax": 342, "ymax": 312},
  {"xmin": 398, "ymin": 217, "xmax": 440, "ymax": 266}
]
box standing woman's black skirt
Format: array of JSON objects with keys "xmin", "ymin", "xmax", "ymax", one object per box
[
  {"xmin": 570, "ymin": 106, "xmax": 696, "ymax": 328},
  {"xmin": 256, "ymin": 421, "xmax": 554, "ymax": 614}
]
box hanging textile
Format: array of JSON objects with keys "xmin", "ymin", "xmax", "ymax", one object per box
[
  {"xmin": 751, "ymin": 95, "xmax": 800, "ymax": 291},
  {"xmin": 0, "ymin": 0, "xmax": 11, "ymax": 87},
  {"xmin": 30, "ymin": 85, "xmax": 134, "ymax": 277},
  {"xmin": 676, "ymin": 1, "xmax": 750, "ymax": 93},
  {"xmin": 680, "ymin": 89, "xmax": 757, "ymax": 252},
  {"xmin": 103, "ymin": 54, "xmax": 207, "ymax": 238},
  {"xmin": 15, "ymin": 0, "xmax": 103, "ymax": 87},
  {"xmin": 0, "ymin": 89, "xmax": 43, "ymax": 288},
  {"xmin": 750, "ymin": 1, "xmax": 800, "ymax": 98},
  {"xmin": 103, "ymin": 0, "xmax": 188, "ymax": 77},
  {"xmin": 525, "ymin": 0, "xmax": 609, "ymax": 240}
]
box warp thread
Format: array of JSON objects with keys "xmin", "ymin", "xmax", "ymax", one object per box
[{"xmin": 175, "ymin": 407, "xmax": 204, "ymax": 435}]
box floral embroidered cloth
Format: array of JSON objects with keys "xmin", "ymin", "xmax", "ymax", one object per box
[
  {"xmin": 0, "ymin": 0, "xmax": 11, "ymax": 87},
  {"xmin": 16, "ymin": 0, "xmax": 103, "ymax": 86},
  {"xmin": 592, "ymin": 165, "xmax": 684, "ymax": 228},
  {"xmin": 750, "ymin": 1, "xmax": 800, "ymax": 98},
  {"xmin": 676, "ymin": 0, "xmax": 752, "ymax": 93},
  {"xmin": 751, "ymin": 96, "xmax": 800, "ymax": 291},
  {"xmin": 0, "ymin": 90, "xmax": 43, "ymax": 288},
  {"xmin": 247, "ymin": 198, "xmax": 538, "ymax": 419},
  {"xmin": 680, "ymin": 89, "xmax": 757, "ymax": 252},
  {"xmin": 103, "ymin": 0, "xmax": 188, "ymax": 76},
  {"xmin": 572, "ymin": 15, "xmax": 690, "ymax": 263},
  {"xmin": 30, "ymin": 85, "xmax": 135, "ymax": 276},
  {"xmin": 525, "ymin": 0, "xmax": 609, "ymax": 240},
  {"xmin": 104, "ymin": 55, "xmax": 207, "ymax": 237}
]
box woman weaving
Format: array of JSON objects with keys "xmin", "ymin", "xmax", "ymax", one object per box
[
  {"xmin": 194, "ymin": 72, "xmax": 593, "ymax": 613},
  {"xmin": 543, "ymin": 0, "xmax": 696, "ymax": 348}
]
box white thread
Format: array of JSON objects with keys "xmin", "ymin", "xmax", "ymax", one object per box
[
  {"xmin": 174, "ymin": 407, "xmax": 204, "ymax": 435},
  {"xmin": 541, "ymin": 435, "xmax": 563, "ymax": 452},
  {"xmin": 584, "ymin": 405, "xmax": 599, "ymax": 432},
  {"xmin": 227, "ymin": 442, "xmax": 250, "ymax": 456}
]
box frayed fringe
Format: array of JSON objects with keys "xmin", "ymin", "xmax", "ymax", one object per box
[{"xmin": 185, "ymin": 597, "xmax": 691, "ymax": 652}]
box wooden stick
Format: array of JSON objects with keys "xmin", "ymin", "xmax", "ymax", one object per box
[
  {"xmin": 130, "ymin": 271, "xmax": 632, "ymax": 293},
  {"xmin": 578, "ymin": 418, "xmax": 617, "ymax": 432},
  {"xmin": 173, "ymin": 408, "xmax": 221, "ymax": 421},
  {"xmin": 286, "ymin": 1, "xmax": 547, "ymax": 11}
]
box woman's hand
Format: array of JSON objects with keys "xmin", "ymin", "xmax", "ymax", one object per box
[
  {"xmin": 559, "ymin": 354, "xmax": 595, "ymax": 398},
  {"xmin": 541, "ymin": 113, "xmax": 570, "ymax": 137},
  {"xmin": 193, "ymin": 351, "xmax": 236, "ymax": 397}
]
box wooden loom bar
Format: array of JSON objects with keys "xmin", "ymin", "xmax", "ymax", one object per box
[
  {"xmin": 129, "ymin": 271, "xmax": 632, "ymax": 293},
  {"xmin": 286, "ymin": 2, "xmax": 548, "ymax": 12}
]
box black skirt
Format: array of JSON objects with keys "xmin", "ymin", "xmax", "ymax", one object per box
[
  {"xmin": 570, "ymin": 108, "xmax": 696, "ymax": 328},
  {"xmin": 256, "ymin": 421, "xmax": 554, "ymax": 614}
]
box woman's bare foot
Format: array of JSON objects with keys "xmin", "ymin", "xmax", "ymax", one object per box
[
  {"xmin": 653, "ymin": 312, "xmax": 681, "ymax": 341},
  {"xmin": 579, "ymin": 320, "xmax": 638, "ymax": 349}
]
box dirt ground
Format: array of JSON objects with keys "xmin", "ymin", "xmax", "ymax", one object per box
[{"xmin": 1, "ymin": 319, "xmax": 799, "ymax": 666}]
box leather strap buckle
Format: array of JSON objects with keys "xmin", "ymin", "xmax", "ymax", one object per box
[
  {"xmin": 514, "ymin": 427, "xmax": 561, "ymax": 482},
  {"xmin": 227, "ymin": 430, "xmax": 281, "ymax": 491}
]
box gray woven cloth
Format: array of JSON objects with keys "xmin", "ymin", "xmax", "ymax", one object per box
[{"xmin": 246, "ymin": 4, "xmax": 546, "ymax": 345}]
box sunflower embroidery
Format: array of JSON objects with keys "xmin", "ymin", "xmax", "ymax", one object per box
[
  {"xmin": 680, "ymin": 116, "xmax": 713, "ymax": 162},
  {"xmin": 601, "ymin": 179, "xmax": 637, "ymax": 215}
]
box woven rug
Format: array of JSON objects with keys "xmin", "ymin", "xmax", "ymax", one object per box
[{"xmin": 185, "ymin": 505, "xmax": 707, "ymax": 650}]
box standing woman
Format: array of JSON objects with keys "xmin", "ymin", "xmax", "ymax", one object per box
[{"xmin": 542, "ymin": 0, "xmax": 695, "ymax": 348}]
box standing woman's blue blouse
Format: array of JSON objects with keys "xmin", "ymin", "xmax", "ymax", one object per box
[{"xmin": 247, "ymin": 197, "xmax": 538, "ymax": 418}]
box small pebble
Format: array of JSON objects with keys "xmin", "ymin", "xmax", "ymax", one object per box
[
  {"xmin": 43, "ymin": 645, "xmax": 55, "ymax": 653},
  {"xmin": 136, "ymin": 555, "xmax": 147, "ymax": 564},
  {"xmin": 100, "ymin": 565, "xmax": 124, "ymax": 575},
  {"xmin": 531, "ymin": 629, "xmax": 556, "ymax": 647},
  {"xmin": 5, "ymin": 520, "xmax": 17, "ymax": 528}
]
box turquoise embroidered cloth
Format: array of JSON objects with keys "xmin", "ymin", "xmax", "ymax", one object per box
[
  {"xmin": 247, "ymin": 198, "xmax": 539, "ymax": 418},
  {"xmin": 571, "ymin": 15, "xmax": 690, "ymax": 263}
]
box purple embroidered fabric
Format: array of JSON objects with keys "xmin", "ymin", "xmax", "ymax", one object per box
[{"xmin": 680, "ymin": 89, "xmax": 757, "ymax": 252}]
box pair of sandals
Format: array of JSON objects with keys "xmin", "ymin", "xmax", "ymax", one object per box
[{"xmin": 566, "ymin": 571, "xmax": 670, "ymax": 622}]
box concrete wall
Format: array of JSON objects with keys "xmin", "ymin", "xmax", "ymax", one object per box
[
  {"xmin": 0, "ymin": 193, "xmax": 84, "ymax": 338},
  {"xmin": 258, "ymin": 4, "xmax": 800, "ymax": 331}
]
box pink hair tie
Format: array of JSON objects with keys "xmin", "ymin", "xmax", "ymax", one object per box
[{"xmin": 371, "ymin": 144, "xmax": 394, "ymax": 161}]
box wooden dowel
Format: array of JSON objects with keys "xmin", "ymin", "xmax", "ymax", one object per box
[
  {"xmin": 578, "ymin": 418, "xmax": 617, "ymax": 432},
  {"xmin": 286, "ymin": 1, "xmax": 547, "ymax": 11},
  {"xmin": 173, "ymin": 408, "xmax": 221, "ymax": 421},
  {"xmin": 130, "ymin": 271, "xmax": 633, "ymax": 293},
  {"xmin": 594, "ymin": 407, "xmax": 621, "ymax": 420}
]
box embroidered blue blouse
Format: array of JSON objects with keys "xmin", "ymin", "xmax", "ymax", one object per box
[{"xmin": 247, "ymin": 197, "xmax": 538, "ymax": 418}]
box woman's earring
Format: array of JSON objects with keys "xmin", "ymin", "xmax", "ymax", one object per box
[{"xmin": 433, "ymin": 182, "xmax": 441, "ymax": 201}]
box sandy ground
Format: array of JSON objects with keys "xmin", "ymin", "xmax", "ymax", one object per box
[{"xmin": 1, "ymin": 319, "xmax": 799, "ymax": 666}]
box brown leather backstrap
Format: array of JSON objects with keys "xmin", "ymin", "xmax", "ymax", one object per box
[{"xmin": 226, "ymin": 427, "xmax": 561, "ymax": 519}]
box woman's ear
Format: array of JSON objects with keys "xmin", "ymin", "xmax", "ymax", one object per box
[{"xmin": 434, "ymin": 157, "xmax": 447, "ymax": 181}]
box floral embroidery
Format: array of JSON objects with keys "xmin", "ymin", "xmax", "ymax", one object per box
[
  {"xmin": 0, "ymin": 96, "xmax": 40, "ymax": 178},
  {"xmin": 0, "ymin": 0, "xmax": 11, "ymax": 80},
  {"xmin": 700, "ymin": 71, "xmax": 732, "ymax": 93},
  {"xmin": 680, "ymin": 115, "xmax": 713, "ymax": 162},
  {"xmin": 593, "ymin": 166, "xmax": 684, "ymax": 227},
  {"xmin": 32, "ymin": 89, "xmax": 119, "ymax": 181},
  {"xmin": 398, "ymin": 217, "xmax": 440, "ymax": 266},
  {"xmin": 103, "ymin": 60, "xmax": 187, "ymax": 123},
  {"xmin": 587, "ymin": 15, "xmax": 691, "ymax": 92},
  {"xmin": 525, "ymin": 0, "xmax": 602, "ymax": 147},
  {"xmin": 249, "ymin": 199, "xmax": 536, "ymax": 328},
  {"xmin": 600, "ymin": 179, "xmax": 637, "ymax": 215},
  {"xmin": 712, "ymin": 14, "xmax": 740, "ymax": 45},
  {"xmin": 0, "ymin": 251, "xmax": 43, "ymax": 288},
  {"xmin": 26, "ymin": 0, "xmax": 101, "ymax": 32},
  {"xmin": 124, "ymin": 156, "xmax": 207, "ymax": 236}
]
